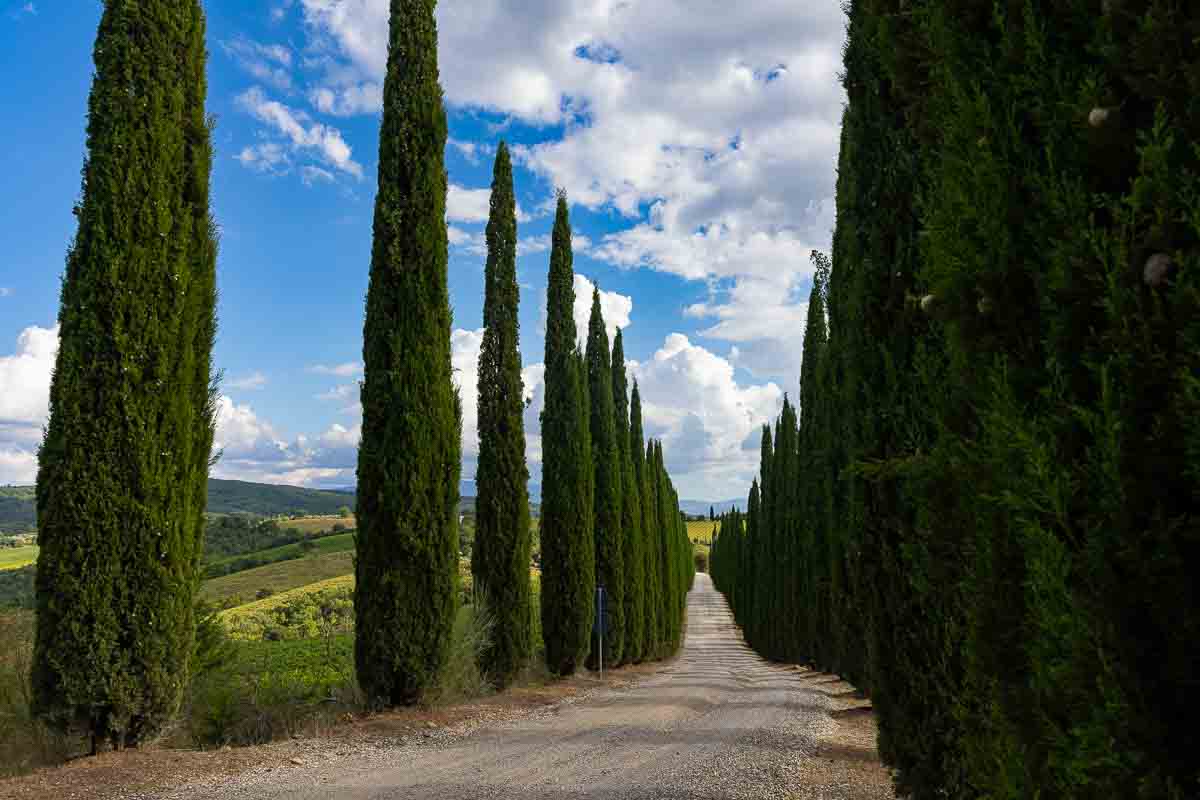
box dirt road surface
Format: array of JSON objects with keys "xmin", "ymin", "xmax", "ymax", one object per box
[{"xmin": 142, "ymin": 573, "xmax": 890, "ymax": 800}]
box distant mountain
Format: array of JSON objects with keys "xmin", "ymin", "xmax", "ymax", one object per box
[{"xmin": 678, "ymin": 498, "xmax": 744, "ymax": 518}]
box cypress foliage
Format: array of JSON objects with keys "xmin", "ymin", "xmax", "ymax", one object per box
[
  {"xmin": 612, "ymin": 330, "xmax": 645, "ymax": 664},
  {"xmin": 471, "ymin": 141, "xmax": 531, "ymax": 688},
  {"xmin": 539, "ymin": 192, "xmax": 595, "ymax": 676},
  {"xmin": 585, "ymin": 289, "xmax": 625, "ymax": 668},
  {"xmin": 631, "ymin": 380, "xmax": 659, "ymax": 660},
  {"xmin": 32, "ymin": 0, "xmax": 218, "ymax": 748},
  {"xmin": 354, "ymin": 0, "xmax": 462, "ymax": 708},
  {"xmin": 711, "ymin": 1, "xmax": 1200, "ymax": 798}
]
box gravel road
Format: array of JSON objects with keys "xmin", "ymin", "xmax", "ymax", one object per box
[{"xmin": 153, "ymin": 574, "xmax": 889, "ymax": 800}]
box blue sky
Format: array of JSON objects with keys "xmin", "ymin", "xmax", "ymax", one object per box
[{"xmin": 0, "ymin": 0, "xmax": 847, "ymax": 500}]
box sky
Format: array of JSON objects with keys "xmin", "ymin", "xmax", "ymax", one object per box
[{"xmin": 0, "ymin": 0, "xmax": 848, "ymax": 501}]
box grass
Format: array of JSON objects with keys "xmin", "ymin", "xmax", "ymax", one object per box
[
  {"xmin": 0, "ymin": 545, "xmax": 37, "ymax": 571},
  {"xmin": 204, "ymin": 532, "xmax": 355, "ymax": 578},
  {"xmin": 200, "ymin": 551, "xmax": 355, "ymax": 606},
  {"xmin": 275, "ymin": 515, "xmax": 353, "ymax": 535}
]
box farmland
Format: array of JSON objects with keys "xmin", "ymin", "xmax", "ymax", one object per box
[{"xmin": 0, "ymin": 547, "xmax": 37, "ymax": 572}]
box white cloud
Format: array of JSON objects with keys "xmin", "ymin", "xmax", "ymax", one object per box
[
  {"xmin": 221, "ymin": 37, "xmax": 294, "ymax": 91},
  {"xmin": 226, "ymin": 371, "xmax": 268, "ymax": 391},
  {"xmin": 573, "ymin": 273, "xmax": 632, "ymax": 348},
  {"xmin": 300, "ymin": 165, "xmax": 335, "ymax": 186},
  {"xmin": 0, "ymin": 324, "xmax": 57, "ymax": 427},
  {"xmin": 235, "ymin": 141, "xmax": 290, "ymax": 174},
  {"xmin": 235, "ymin": 86, "xmax": 364, "ymax": 179},
  {"xmin": 306, "ymin": 361, "xmax": 362, "ymax": 377},
  {"xmin": 308, "ymin": 83, "xmax": 382, "ymax": 116},
  {"xmin": 447, "ymin": 184, "xmax": 531, "ymax": 224},
  {"xmin": 295, "ymin": 0, "xmax": 847, "ymax": 379},
  {"xmin": 632, "ymin": 333, "xmax": 782, "ymax": 499}
]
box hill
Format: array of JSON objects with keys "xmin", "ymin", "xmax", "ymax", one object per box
[
  {"xmin": 207, "ymin": 479, "xmax": 353, "ymax": 516},
  {"xmin": 0, "ymin": 486, "xmax": 36, "ymax": 535}
]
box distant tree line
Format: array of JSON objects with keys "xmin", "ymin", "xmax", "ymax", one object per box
[{"xmin": 711, "ymin": 2, "xmax": 1200, "ymax": 798}]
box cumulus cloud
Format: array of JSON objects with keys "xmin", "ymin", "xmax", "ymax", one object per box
[
  {"xmin": 632, "ymin": 333, "xmax": 782, "ymax": 499},
  {"xmin": 235, "ymin": 86, "xmax": 364, "ymax": 179},
  {"xmin": 0, "ymin": 324, "xmax": 56, "ymax": 428},
  {"xmin": 573, "ymin": 273, "xmax": 632, "ymax": 348}
]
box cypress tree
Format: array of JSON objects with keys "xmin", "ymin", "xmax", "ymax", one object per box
[
  {"xmin": 355, "ymin": 0, "xmax": 462, "ymax": 708},
  {"xmin": 585, "ymin": 288, "xmax": 625, "ymax": 669},
  {"xmin": 652, "ymin": 442, "xmax": 675, "ymax": 651},
  {"xmin": 631, "ymin": 380, "xmax": 659, "ymax": 660},
  {"xmin": 539, "ymin": 191, "xmax": 595, "ymax": 675},
  {"xmin": 612, "ymin": 329, "xmax": 645, "ymax": 664},
  {"xmin": 472, "ymin": 141, "xmax": 531, "ymax": 688},
  {"xmin": 33, "ymin": 0, "xmax": 218, "ymax": 748}
]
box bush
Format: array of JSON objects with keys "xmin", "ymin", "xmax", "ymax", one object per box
[
  {"xmin": 186, "ymin": 635, "xmax": 357, "ymax": 748},
  {"xmin": 0, "ymin": 612, "xmax": 74, "ymax": 776},
  {"xmin": 693, "ymin": 551, "xmax": 708, "ymax": 574},
  {"xmin": 426, "ymin": 603, "xmax": 494, "ymax": 706}
]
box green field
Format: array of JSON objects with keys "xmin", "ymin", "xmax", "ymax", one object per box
[
  {"xmin": 204, "ymin": 532, "xmax": 354, "ymax": 578},
  {"xmin": 220, "ymin": 573, "xmax": 355, "ymax": 625},
  {"xmin": 200, "ymin": 550, "xmax": 355, "ymax": 606},
  {"xmin": 275, "ymin": 515, "xmax": 353, "ymax": 536},
  {"xmin": 0, "ymin": 546, "xmax": 37, "ymax": 572}
]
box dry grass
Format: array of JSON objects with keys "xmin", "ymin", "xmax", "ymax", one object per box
[
  {"xmin": 200, "ymin": 551, "xmax": 355, "ymax": 606},
  {"xmin": 0, "ymin": 546, "xmax": 38, "ymax": 572}
]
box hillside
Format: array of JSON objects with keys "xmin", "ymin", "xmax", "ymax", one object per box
[
  {"xmin": 0, "ymin": 487, "xmax": 36, "ymax": 535},
  {"xmin": 206, "ymin": 479, "xmax": 353, "ymax": 516}
]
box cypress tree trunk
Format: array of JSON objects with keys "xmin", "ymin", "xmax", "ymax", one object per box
[
  {"xmin": 355, "ymin": 0, "xmax": 462, "ymax": 708},
  {"xmin": 612, "ymin": 330, "xmax": 645, "ymax": 664},
  {"xmin": 631, "ymin": 380, "xmax": 659, "ymax": 661},
  {"xmin": 585, "ymin": 289, "xmax": 625, "ymax": 669},
  {"xmin": 472, "ymin": 141, "xmax": 531, "ymax": 688},
  {"xmin": 539, "ymin": 192, "xmax": 595, "ymax": 675},
  {"xmin": 33, "ymin": 0, "xmax": 218, "ymax": 748}
]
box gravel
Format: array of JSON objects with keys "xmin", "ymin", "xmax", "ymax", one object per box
[{"xmin": 139, "ymin": 574, "xmax": 893, "ymax": 800}]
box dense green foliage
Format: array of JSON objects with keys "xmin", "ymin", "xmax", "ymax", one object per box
[
  {"xmin": 630, "ymin": 383, "xmax": 659, "ymax": 661},
  {"xmin": 32, "ymin": 0, "xmax": 218, "ymax": 749},
  {"xmin": 0, "ymin": 487, "xmax": 36, "ymax": 535},
  {"xmin": 538, "ymin": 193, "xmax": 595, "ymax": 676},
  {"xmin": 472, "ymin": 141, "xmax": 533, "ymax": 688},
  {"xmin": 712, "ymin": 2, "xmax": 1200, "ymax": 798},
  {"xmin": 355, "ymin": 0, "xmax": 461, "ymax": 708},
  {"xmin": 612, "ymin": 330, "xmax": 645, "ymax": 664},
  {"xmin": 585, "ymin": 289, "xmax": 626, "ymax": 669}
]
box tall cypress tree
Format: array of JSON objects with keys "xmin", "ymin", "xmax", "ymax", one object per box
[
  {"xmin": 631, "ymin": 380, "xmax": 659, "ymax": 660},
  {"xmin": 612, "ymin": 329, "xmax": 645, "ymax": 664},
  {"xmin": 355, "ymin": 0, "xmax": 461, "ymax": 708},
  {"xmin": 472, "ymin": 141, "xmax": 531, "ymax": 688},
  {"xmin": 33, "ymin": 0, "xmax": 218, "ymax": 749},
  {"xmin": 539, "ymin": 191, "xmax": 595, "ymax": 675},
  {"xmin": 585, "ymin": 289, "xmax": 625, "ymax": 668}
]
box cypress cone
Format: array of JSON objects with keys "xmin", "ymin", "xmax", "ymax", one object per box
[
  {"xmin": 585, "ymin": 289, "xmax": 625, "ymax": 669},
  {"xmin": 355, "ymin": 0, "xmax": 462, "ymax": 707},
  {"xmin": 33, "ymin": 0, "xmax": 218, "ymax": 748},
  {"xmin": 472, "ymin": 141, "xmax": 531, "ymax": 688},
  {"xmin": 612, "ymin": 329, "xmax": 645, "ymax": 664},
  {"xmin": 539, "ymin": 191, "xmax": 595, "ymax": 675}
]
